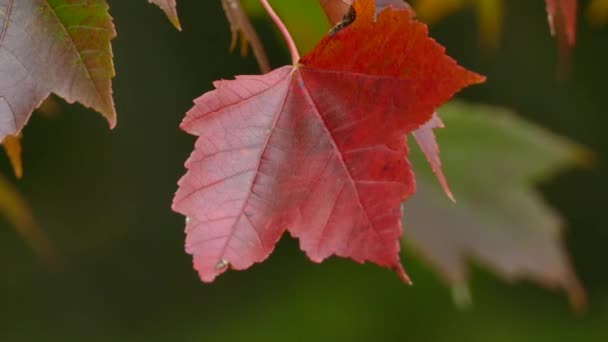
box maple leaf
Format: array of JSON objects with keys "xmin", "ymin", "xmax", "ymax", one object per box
[
  {"xmin": 404, "ymin": 101, "xmax": 587, "ymax": 310},
  {"xmin": 320, "ymin": 0, "xmax": 455, "ymax": 201},
  {"xmin": 319, "ymin": 0, "xmax": 352, "ymax": 24},
  {"xmin": 0, "ymin": 174, "xmax": 57, "ymax": 266},
  {"xmin": 148, "ymin": 0, "xmax": 182, "ymax": 30},
  {"xmin": 173, "ymin": 0, "xmax": 484, "ymax": 283},
  {"xmin": 2, "ymin": 134, "xmax": 22, "ymax": 178},
  {"xmin": 587, "ymin": 0, "xmax": 608, "ymax": 26},
  {"xmin": 413, "ymin": 0, "xmax": 579, "ymax": 51},
  {"xmin": 411, "ymin": 113, "xmax": 453, "ymax": 201},
  {"xmin": 0, "ymin": 0, "xmax": 116, "ymax": 143},
  {"xmin": 412, "ymin": 0, "xmax": 504, "ymax": 49},
  {"xmin": 545, "ymin": 0, "xmax": 578, "ymax": 76},
  {"xmin": 546, "ymin": 0, "xmax": 578, "ymax": 47}
]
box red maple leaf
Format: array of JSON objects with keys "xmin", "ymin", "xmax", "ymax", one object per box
[
  {"xmin": 172, "ymin": 0, "xmax": 484, "ymax": 283},
  {"xmin": 546, "ymin": 0, "xmax": 578, "ymax": 46}
]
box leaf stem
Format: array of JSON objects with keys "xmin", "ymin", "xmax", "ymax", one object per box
[{"xmin": 259, "ymin": 0, "xmax": 300, "ymax": 65}]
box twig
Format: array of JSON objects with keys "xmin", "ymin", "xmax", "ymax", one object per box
[
  {"xmin": 260, "ymin": 0, "xmax": 300, "ymax": 65},
  {"xmin": 221, "ymin": 0, "xmax": 271, "ymax": 73}
]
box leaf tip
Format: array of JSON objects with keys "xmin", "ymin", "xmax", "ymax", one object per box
[
  {"xmin": 446, "ymin": 191, "xmax": 456, "ymax": 203},
  {"xmin": 412, "ymin": 114, "xmax": 456, "ymax": 202},
  {"xmin": 571, "ymin": 146, "xmax": 596, "ymax": 170},
  {"xmin": 106, "ymin": 114, "xmax": 117, "ymax": 130},
  {"xmin": 567, "ymin": 281, "xmax": 587, "ymax": 314},
  {"xmin": 395, "ymin": 264, "xmax": 413, "ymax": 285},
  {"xmin": 192, "ymin": 258, "xmax": 225, "ymax": 283},
  {"xmin": 169, "ymin": 16, "xmax": 183, "ymax": 31},
  {"xmin": 2, "ymin": 135, "xmax": 23, "ymax": 179},
  {"xmin": 149, "ymin": 0, "xmax": 182, "ymax": 31},
  {"xmin": 100, "ymin": 101, "xmax": 118, "ymax": 130},
  {"xmin": 470, "ymin": 73, "xmax": 487, "ymax": 86}
]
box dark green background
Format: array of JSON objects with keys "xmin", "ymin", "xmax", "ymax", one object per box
[{"xmin": 1, "ymin": 0, "xmax": 607, "ymax": 341}]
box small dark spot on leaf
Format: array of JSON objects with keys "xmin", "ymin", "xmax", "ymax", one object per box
[{"xmin": 329, "ymin": 6, "xmax": 356, "ymax": 37}]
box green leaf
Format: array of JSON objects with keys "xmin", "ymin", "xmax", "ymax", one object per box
[
  {"xmin": 403, "ymin": 101, "xmax": 588, "ymax": 310},
  {"xmin": 0, "ymin": 0, "xmax": 116, "ymax": 142}
]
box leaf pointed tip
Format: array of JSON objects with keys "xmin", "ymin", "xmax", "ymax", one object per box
[
  {"xmin": 106, "ymin": 114, "xmax": 117, "ymax": 130},
  {"xmin": 198, "ymin": 272, "xmax": 219, "ymax": 284},
  {"xmin": 96, "ymin": 97, "xmax": 117, "ymax": 130},
  {"xmin": 563, "ymin": 273, "xmax": 587, "ymax": 313},
  {"xmin": 447, "ymin": 191, "xmax": 456, "ymax": 203},
  {"xmin": 469, "ymin": 72, "xmax": 487, "ymax": 86},
  {"xmin": 395, "ymin": 264, "xmax": 413, "ymax": 285},
  {"xmin": 148, "ymin": 0, "xmax": 182, "ymax": 30},
  {"xmin": 193, "ymin": 259, "xmax": 225, "ymax": 284},
  {"xmin": 2, "ymin": 135, "xmax": 23, "ymax": 179},
  {"xmin": 170, "ymin": 17, "xmax": 183, "ymax": 31}
]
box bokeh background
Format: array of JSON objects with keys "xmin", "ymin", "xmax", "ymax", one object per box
[{"xmin": 1, "ymin": 0, "xmax": 607, "ymax": 341}]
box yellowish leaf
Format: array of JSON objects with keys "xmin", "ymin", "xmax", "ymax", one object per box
[
  {"xmin": 0, "ymin": 175, "xmax": 58, "ymax": 266},
  {"xmin": 588, "ymin": 0, "xmax": 608, "ymax": 26},
  {"xmin": 412, "ymin": 0, "xmax": 504, "ymax": 49},
  {"xmin": 413, "ymin": 0, "xmax": 467, "ymax": 24},
  {"xmin": 476, "ymin": 0, "xmax": 503, "ymax": 50},
  {"xmin": 2, "ymin": 135, "xmax": 23, "ymax": 179}
]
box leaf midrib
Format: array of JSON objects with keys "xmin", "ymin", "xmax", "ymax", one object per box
[
  {"xmin": 42, "ymin": 0, "xmax": 113, "ymax": 116},
  {"xmin": 295, "ymin": 69, "xmax": 395, "ymax": 257},
  {"xmin": 0, "ymin": 0, "xmax": 13, "ymax": 50}
]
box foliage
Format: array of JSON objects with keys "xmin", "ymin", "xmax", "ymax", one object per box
[
  {"xmin": 0, "ymin": 0, "xmax": 598, "ymax": 310},
  {"xmin": 173, "ymin": 0, "xmax": 482, "ymax": 282},
  {"xmin": 404, "ymin": 101, "xmax": 587, "ymax": 309}
]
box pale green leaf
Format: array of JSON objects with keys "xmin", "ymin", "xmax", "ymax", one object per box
[{"xmin": 404, "ymin": 101, "xmax": 588, "ymax": 310}]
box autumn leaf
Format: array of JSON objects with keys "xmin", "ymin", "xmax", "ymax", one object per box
[
  {"xmin": 148, "ymin": 0, "xmax": 182, "ymax": 30},
  {"xmin": 0, "ymin": 175, "xmax": 58, "ymax": 266},
  {"xmin": 403, "ymin": 101, "xmax": 587, "ymax": 310},
  {"xmin": 412, "ymin": 0, "xmax": 464, "ymax": 22},
  {"xmin": 173, "ymin": 0, "xmax": 484, "ymax": 283},
  {"xmin": 0, "ymin": 0, "xmax": 116, "ymax": 143},
  {"xmin": 2, "ymin": 134, "xmax": 22, "ymax": 178},
  {"xmin": 319, "ymin": 0, "xmax": 352, "ymax": 24},
  {"xmin": 545, "ymin": 0, "xmax": 578, "ymax": 76},
  {"xmin": 546, "ymin": 0, "xmax": 578, "ymax": 47},
  {"xmin": 413, "ymin": 0, "xmax": 579, "ymax": 51},
  {"xmin": 412, "ymin": 0, "xmax": 504, "ymax": 49},
  {"xmin": 587, "ymin": 0, "xmax": 608, "ymax": 26},
  {"xmin": 411, "ymin": 113, "xmax": 453, "ymax": 201}
]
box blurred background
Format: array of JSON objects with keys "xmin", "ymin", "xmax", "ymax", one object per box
[{"xmin": 1, "ymin": 0, "xmax": 607, "ymax": 340}]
